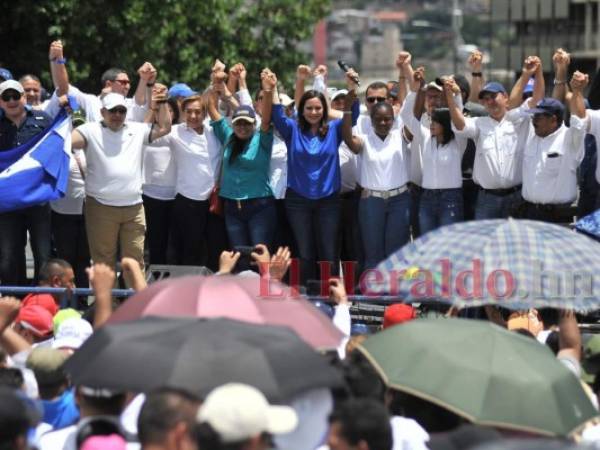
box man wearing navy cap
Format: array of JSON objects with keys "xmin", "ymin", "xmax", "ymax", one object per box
[
  {"xmin": 447, "ymin": 56, "xmax": 545, "ymax": 219},
  {"xmin": 513, "ymin": 72, "xmax": 588, "ymax": 222}
]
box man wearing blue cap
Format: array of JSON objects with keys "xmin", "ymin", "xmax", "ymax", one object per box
[
  {"xmin": 447, "ymin": 56, "xmax": 545, "ymax": 219},
  {"xmin": 513, "ymin": 71, "xmax": 588, "ymax": 222}
]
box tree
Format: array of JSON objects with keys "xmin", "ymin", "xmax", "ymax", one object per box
[{"xmin": 0, "ymin": 0, "xmax": 330, "ymax": 93}]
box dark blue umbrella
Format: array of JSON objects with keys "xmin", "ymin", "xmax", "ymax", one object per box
[{"xmin": 575, "ymin": 209, "xmax": 600, "ymax": 242}]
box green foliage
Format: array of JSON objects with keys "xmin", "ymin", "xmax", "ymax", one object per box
[{"xmin": 0, "ymin": 0, "xmax": 330, "ymax": 93}]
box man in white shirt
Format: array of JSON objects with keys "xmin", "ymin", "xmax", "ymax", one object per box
[
  {"xmin": 71, "ymin": 92, "xmax": 171, "ymax": 276},
  {"xmin": 514, "ymin": 71, "xmax": 588, "ymax": 223}
]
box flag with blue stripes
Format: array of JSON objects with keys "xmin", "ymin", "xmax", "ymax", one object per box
[{"xmin": 0, "ymin": 109, "xmax": 71, "ymax": 213}]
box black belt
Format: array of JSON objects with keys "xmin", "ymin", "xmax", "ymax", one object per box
[
  {"xmin": 407, "ymin": 182, "xmax": 424, "ymax": 194},
  {"xmin": 482, "ymin": 185, "xmax": 521, "ymax": 196},
  {"xmin": 524, "ymin": 201, "xmax": 571, "ymax": 212}
]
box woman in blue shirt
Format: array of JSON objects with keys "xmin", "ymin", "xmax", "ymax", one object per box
[
  {"xmin": 206, "ymin": 72, "xmax": 276, "ymax": 251},
  {"xmin": 266, "ymin": 68, "xmax": 360, "ymax": 285}
]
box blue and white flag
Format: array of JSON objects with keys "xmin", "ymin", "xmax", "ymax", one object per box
[{"xmin": 0, "ymin": 109, "xmax": 72, "ymax": 213}]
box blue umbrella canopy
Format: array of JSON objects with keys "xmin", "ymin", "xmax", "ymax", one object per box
[
  {"xmin": 371, "ymin": 219, "xmax": 600, "ymax": 310},
  {"xmin": 575, "ymin": 209, "xmax": 600, "ymax": 242}
]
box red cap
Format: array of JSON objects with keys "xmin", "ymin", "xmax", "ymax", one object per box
[
  {"xmin": 21, "ymin": 293, "xmax": 59, "ymax": 317},
  {"xmin": 15, "ymin": 305, "xmax": 54, "ymax": 337},
  {"xmin": 383, "ymin": 304, "xmax": 416, "ymax": 329}
]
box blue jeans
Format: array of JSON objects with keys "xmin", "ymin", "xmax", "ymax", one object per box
[
  {"xmin": 359, "ymin": 191, "xmax": 410, "ymax": 270},
  {"xmin": 419, "ymin": 188, "xmax": 463, "ymax": 235},
  {"xmin": 474, "ymin": 189, "xmax": 522, "ymax": 220},
  {"xmin": 284, "ymin": 189, "xmax": 341, "ymax": 285},
  {"xmin": 224, "ymin": 197, "xmax": 277, "ymax": 250}
]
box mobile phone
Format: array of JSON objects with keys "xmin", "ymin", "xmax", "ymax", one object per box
[
  {"xmin": 337, "ymin": 60, "xmax": 360, "ymax": 87},
  {"xmin": 234, "ymin": 245, "xmax": 255, "ymax": 256}
]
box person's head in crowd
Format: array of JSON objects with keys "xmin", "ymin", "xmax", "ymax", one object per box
[
  {"xmin": 39, "ymin": 257, "xmax": 75, "ymax": 295},
  {"xmin": 0, "ymin": 367, "xmax": 25, "ymax": 391},
  {"xmin": 326, "ymin": 398, "xmax": 392, "ymax": 450},
  {"xmin": 168, "ymin": 83, "xmax": 197, "ymax": 101},
  {"xmin": 80, "ymin": 434, "xmax": 127, "ymax": 450},
  {"xmin": 53, "ymin": 308, "xmax": 82, "ymax": 334},
  {"xmin": 386, "ymin": 81, "xmax": 400, "ymax": 105},
  {"xmin": 253, "ymin": 89, "xmax": 267, "ymax": 117},
  {"xmin": 0, "ymin": 80, "xmax": 26, "ymax": 120},
  {"xmin": 101, "ymin": 68, "xmax": 131, "ymax": 97},
  {"xmin": 298, "ymin": 90, "xmax": 329, "ymax": 137},
  {"xmin": 138, "ymin": 388, "xmax": 200, "ymax": 450},
  {"xmin": 75, "ymin": 386, "xmax": 127, "ymax": 418},
  {"xmin": 0, "ymin": 67, "xmax": 13, "ymax": 82},
  {"xmin": 383, "ymin": 304, "xmax": 416, "ymax": 329},
  {"xmin": 53, "ymin": 317, "xmax": 93, "ymax": 353},
  {"xmin": 430, "ymin": 108, "xmax": 455, "ymax": 146},
  {"xmin": 167, "ymin": 96, "xmax": 181, "ymax": 124},
  {"xmin": 342, "ymin": 350, "xmax": 386, "ymax": 402},
  {"xmin": 26, "ymin": 347, "xmax": 69, "ymax": 400},
  {"xmin": 452, "ymin": 74, "xmax": 470, "ymax": 104},
  {"xmin": 75, "ymin": 418, "xmax": 127, "ymax": 449},
  {"xmin": 13, "ymin": 305, "xmax": 54, "ymax": 344},
  {"xmin": 0, "ymin": 387, "xmax": 31, "ymax": 450},
  {"xmin": 101, "ymin": 93, "xmax": 128, "ymax": 131},
  {"xmin": 425, "ymin": 81, "xmax": 444, "ymax": 115},
  {"xmin": 279, "ymin": 94, "xmax": 295, "ymax": 118},
  {"xmin": 478, "ymin": 81, "xmax": 509, "ymax": 121},
  {"xmin": 369, "ymin": 101, "xmax": 394, "ymax": 141},
  {"xmin": 182, "ymin": 94, "xmax": 206, "ymax": 133},
  {"xmin": 528, "ymin": 98, "xmax": 564, "ymax": 138},
  {"xmin": 195, "ymin": 383, "xmax": 298, "ymax": 450},
  {"xmin": 330, "ymin": 89, "xmax": 348, "ymax": 112},
  {"xmin": 18, "ymin": 74, "xmax": 43, "ymax": 106},
  {"xmin": 364, "ymin": 81, "xmax": 389, "ymax": 114},
  {"xmin": 230, "ymin": 105, "xmax": 257, "ymax": 148}
]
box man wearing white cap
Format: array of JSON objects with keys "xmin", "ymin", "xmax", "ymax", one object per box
[
  {"xmin": 195, "ymin": 383, "xmax": 298, "ymax": 450},
  {"xmin": 71, "ymin": 91, "xmax": 171, "ymax": 275}
]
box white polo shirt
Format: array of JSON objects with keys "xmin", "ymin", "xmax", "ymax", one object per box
[
  {"xmin": 151, "ymin": 122, "xmax": 222, "ymax": 201},
  {"xmin": 356, "ymin": 128, "xmax": 409, "ymax": 191},
  {"xmin": 76, "ymin": 121, "xmax": 152, "ymax": 206},
  {"xmin": 520, "ymin": 115, "xmax": 586, "ymax": 204},
  {"xmin": 50, "ymin": 149, "xmax": 86, "ymax": 215},
  {"xmin": 142, "ymin": 142, "xmax": 177, "ymax": 200},
  {"xmin": 584, "ymin": 109, "xmax": 600, "ymax": 183}
]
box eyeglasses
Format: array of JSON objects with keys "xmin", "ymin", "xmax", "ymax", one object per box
[
  {"xmin": 113, "ymin": 79, "xmax": 130, "ymax": 86},
  {"xmin": 1, "ymin": 91, "xmax": 22, "ymax": 102},
  {"xmin": 366, "ymin": 96, "xmax": 386, "ymax": 104},
  {"xmin": 108, "ymin": 107, "xmax": 127, "ymax": 115}
]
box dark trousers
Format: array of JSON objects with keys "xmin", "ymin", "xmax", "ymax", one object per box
[
  {"xmin": 285, "ymin": 189, "xmax": 341, "ymax": 286},
  {"xmin": 171, "ymin": 194, "xmax": 209, "ymax": 266},
  {"xmin": 419, "ymin": 188, "xmax": 464, "ymax": 235},
  {"xmin": 142, "ymin": 195, "xmax": 175, "ymax": 265},
  {"xmin": 339, "ymin": 190, "xmax": 364, "ymax": 285},
  {"xmin": 520, "ymin": 201, "xmax": 573, "ymax": 224},
  {"xmin": 51, "ymin": 211, "xmax": 90, "ymax": 289},
  {"xmin": 0, "ymin": 203, "xmax": 52, "ymax": 285}
]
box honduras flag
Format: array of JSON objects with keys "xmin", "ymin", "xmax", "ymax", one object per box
[{"xmin": 0, "ymin": 108, "xmax": 72, "ymax": 213}]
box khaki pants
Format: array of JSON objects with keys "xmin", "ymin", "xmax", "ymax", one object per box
[{"xmin": 85, "ymin": 196, "xmax": 146, "ymax": 273}]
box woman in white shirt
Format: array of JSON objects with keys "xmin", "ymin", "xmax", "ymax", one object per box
[{"xmin": 341, "ymin": 91, "xmax": 410, "ymax": 270}]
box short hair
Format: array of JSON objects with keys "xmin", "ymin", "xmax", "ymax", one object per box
[
  {"xmin": 0, "ymin": 368, "xmax": 24, "ymax": 390},
  {"xmin": 342, "ymin": 351, "xmax": 386, "ymax": 401},
  {"xmin": 18, "ymin": 74, "xmax": 41, "ymax": 85},
  {"xmin": 181, "ymin": 94, "xmax": 205, "ymax": 112},
  {"xmin": 370, "ymin": 101, "xmax": 394, "ymax": 120},
  {"xmin": 431, "ymin": 108, "xmax": 455, "ymax": 146},
  {"xmin": 101, "ymin": 68, "xmax": 127, "ymax": 87},
  {"xmin": 138, "ymin": 388, "xmax": 200, "ymax": 446},
  {"xmin": 38, "ymin": 258, "xmax": 72, "ymax": 284},
  {"xmin": 0, "ymin": 387, "xmax": 31, "ymax": 444},
  {"xmin": 366, "ymin": 81, "xmax": 389, "ymax": 97},
  {"xmin": 77, "ymin": 388, "xmax": 127, "ymax": 416},
  {"xmin": 329, "ymin": 399, "xmax": 392, "ymax": 450}
]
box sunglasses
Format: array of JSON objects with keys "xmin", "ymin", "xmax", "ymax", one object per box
[
  {"xmin": 113, "ymin": 79, "xmax": 130, "ymax": 86},
  {"xmin": 108, "ymin": 107, "xmax": 127, "ymax": 115},
  {"xmin": 1, "ymin": 91, "xmax": 22, "ymax": 102},
  {"xmin": 366, "ymin": 96, "xmax": 386, "ymax": 104}
]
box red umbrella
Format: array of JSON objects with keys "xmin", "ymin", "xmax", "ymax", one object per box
[{"xmin": 107, "ymin": 275, "xmax": 344, "ymax": 350}]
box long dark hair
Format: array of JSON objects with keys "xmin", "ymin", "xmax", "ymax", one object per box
[
  {"xmin": 431, "ymin": 108, "xmax": 455, "ymax": 146},
  {"xmin": 227, "ymin": 132, "xmax": 252, "ymax": 163},
  {"xmin": 297, "ymin": 90, "xmax": 329, "ymax": 138}
]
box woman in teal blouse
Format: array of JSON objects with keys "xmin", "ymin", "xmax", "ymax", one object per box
[{"xmin": 206, "ymin": 72, "xmax": 276, "ymax": 251}]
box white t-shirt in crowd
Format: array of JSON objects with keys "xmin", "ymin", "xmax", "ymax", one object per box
[
  {"xmin": 51, "ymin": 149, "xmax": 86, "ymax": 215},
  {"xmin": 142, "ymin": 142, "xmax": 177, "ymax": 200},
  {"xmin": 583, "ymin": 109, "xmax": 600, "ymax": 184},
  {"xmin": 76, "ymin": 122, "xmax": 152, "ymax": 206}
]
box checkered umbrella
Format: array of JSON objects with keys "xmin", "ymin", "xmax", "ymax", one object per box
[{"xmin": 373, "ymin": 219, "xmax": 600, "ymax": 311}]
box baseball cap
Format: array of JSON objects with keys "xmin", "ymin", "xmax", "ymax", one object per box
[
  {"xmin": 425, "ymin": 81, "xmax": 443, "ymax": 92},
  {"xmin": 168, "ymin": 83, "xmax": 196, "ymax": 99},
  {"xmin": 279, "ymin": 94, "xmax": 294, "ymax": 107},
  {"xmin": 102, "ymin": 93, "xmax": 127, "ymax": 110},
  {"xmin": 231, "ymin": 105, "xmax": 256, "ymax": 124},
  {"xmin": 525, "ymin": 97, "xmax": 565, "ymax": 117},
  {"xmin": 0, "ymin": 68, "xmax": 13, "ymax": 82},
  {"xmin": 383, "ymin": 304, "xmax": 416, "ymax": 329},
  {"xmin": 53, "ymin": 317, "xmax": 93, "ymax": 350},
  {"xmin": 21, "ymin": 293, "xmax": 59, "ymax": 317},
  {"xmin": 15, "ymin": 305, "xmax": 54, "ymax": 338},
  {"xmin": 53, "ymin": 308, "xmax": 82, "ymax": 335},
  {"xmin": 478, "ymin": 82, "xmax": 507, "ymax": 99},
  {"xmin": 0, "ymin": 79, "xmax": 24, "ymax": 96},
  {"xmin": 26, "ymin": 347, "xmax": 69, "ymax": 386},
  {"xmin": 197, "ymin": 383, "xmax": 298, "ymax": 443},
  {"xmin": 331, "ymin": 89, "xmax": 349, "ymax": 101}
]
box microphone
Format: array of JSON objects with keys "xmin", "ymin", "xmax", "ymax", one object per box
[{"xmin": 338, "ymin": 60, "xmax": 360, "ymax": 87}]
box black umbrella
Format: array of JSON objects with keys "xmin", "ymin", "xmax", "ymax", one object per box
[{"xmin": 64, "ymin": 317, "xmax": 342, "ymax": 402}]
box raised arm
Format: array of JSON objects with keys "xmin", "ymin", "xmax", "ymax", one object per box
[
  {"xmin": 134, "ymin": 62, "xmax": 157, "ymax": 106},
  {"xmin": 570, "ymin": 70, "xmax": 589, "ymax": 120},
  {"xmin": 468, "ymin": 50, "xmax": 484, "ymax": 103},
  {"xmin": 551, "ymin": 48, "xmax": 570, "ymax": 103},
  {"xmin": 341, "ymin": 90, "xmax": 363, "ymax": 154},
  {"xmin": 149, "ymin": 86, "xmax": 172, "ymax": 141},
  {"xmin": 227, "ymin": 63, "xmax": 240, "ymax": 95},
  {"xmin": 260, "ymin": 68, "xmax": 276, "ymax": 132},
  {"xmin": 557, "ymin": 310, "xmax": 581, "ymax": 363},
  {"xmin": 446, "ymin": 74, "xmax": 467, "ymax": 131},
  {"xmin": 294, "ymin": 64, "xmax": 311, "ymax": 108},
  {"xmin": 509, "ymin": 56, "xmax": 542, "ymax": 109},
  {"xmin": 48, "ymin": 40, "xmax": 69, "ymax": 97}
]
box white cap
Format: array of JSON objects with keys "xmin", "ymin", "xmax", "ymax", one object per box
[
  {"xmin": 425, "ymin": 81, "xmax": 443, "ymax": 92},
  {"xmin": 0, "ymin": 80, "xmax": 24, "ymax": 96},
  {"xmin": 331, "ymin": 89, "xmax": 348, "ymax": 101},
  {"xmin": 102, "ymin": 93, "xmax": 127, "ymax": 110},
  {"xmin": 279, "ymin": 94, "xmax": 294, "ymax": 107},
  {"xmin": 197, "ymin": 383, "xmax": 298, "ymax": 443},
  {"xmin": 52, "ymin": 318, "xmax": 93, "ymax": 350}
]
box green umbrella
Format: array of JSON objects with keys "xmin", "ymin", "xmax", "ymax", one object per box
[{"xmin": 357, "ymin": 318, "xmax": 599, "ymax": 437}]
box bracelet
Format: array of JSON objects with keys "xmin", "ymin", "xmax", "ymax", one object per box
[
  {"xmin": 49, "ymin": 58, "xmax": 67, "ymax": 64},
  {"xmin": 471, "ymin": 72, "xmax": 482, "ymax": 77},
  {"xmin": 554, "ymin": 79, "xmax": 567, "ymax": 85}
]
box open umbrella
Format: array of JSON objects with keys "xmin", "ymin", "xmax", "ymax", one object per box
[
  {"xmin": 64, "ymin": 317, "xmax": 343, "ymax": 402},
  {"xmin": 575, "ymin": 209, "xmax": 600, "ymax": 242},
  {"xmin": 357, "ymin": 318, "xmax": 598, "ymax": 437},
  {"xmin": 372, "ymin": 219, "xmax": 600, "ymax": 310},
  {"xmin": 107, "ymin": 275, "xmax": 343, "ymax": 351}
]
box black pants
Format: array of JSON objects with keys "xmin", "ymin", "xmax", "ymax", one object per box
[
  {"xmin": 339, "ymin": 190, "xmax": 364, "ymax": 286},
  {"xmin": 171, "ymin": 194, "xmax": 209, "ymax": 266},
  {"xmin": 51, "ymin": 211, "xmax": 90, "ymax": 289},
  {"xmin": 142, "ymin": 195, "xmax": 175, "ymax": 265},
  {"xmin": 520, "ymin": 202, "xmax": 573, "ymax": 224}
]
